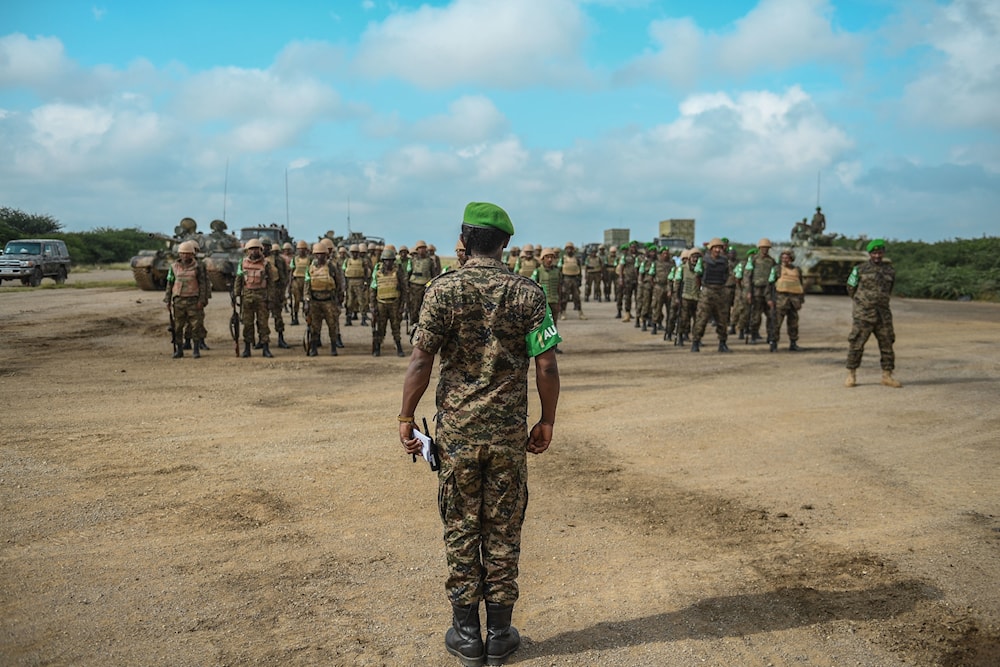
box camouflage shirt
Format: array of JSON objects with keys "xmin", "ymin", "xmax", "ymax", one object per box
[
  {"xmin": 847, "ymin": 260, "xmax": 895, "ymax": 322},
  {"xmin": 413, "ymin": 256, "xmax": 547, "ymax": 444}
]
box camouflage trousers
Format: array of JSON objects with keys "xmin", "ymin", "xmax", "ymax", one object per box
[
  {"xmin": 748, "ymin": 286, "xmax": 775, "ymax": 338},
  {"xmin": 269, "ymin": 288, "xmax": 286, "ymax": 333},
  {"xmin": 291, "ymin": 277, "xmax": 305, "ymax": 319},
  {"xmin": 307, "ymin": 297, "xmax": 340, "ymax": 346},
  {"xmin": 438, "ymin": 434, "xmax": 528, "ymax": 606},
  {"xmin": 373, "ymin": 298, "xmax": 402, "ymax": 344},
  {"xmin": 602, "ymin": 268, "xmax": 616, "ymax": 301},
  {"xmin": 677, "ymin": 297, "xmax": 698, "ymax": 338},
  {"xmin": 560, "ymin": 275, "xmax": 582, "ymax": 312},
  {"xmin": 407, "ymin": 282, "xmax": 427, "ymax": 322},
  {"xmin": 240, "ymin": 289, "xmax": 270, "ymax": 345},
  {"xmin": 171, "ymin": 296, "xmax": 203, "ymax": 344},
  {"xmin": 651, "ymin": 283, "xmax": 670, "ymax": 326},
  {"xmin": 636, "ymin": 281, "xmax": 653, "ymax": 320},
  {"xmin": 773, "ymin": 293, "xmax": 803, "ymax": 344},
  {"xmin": 665, "ymin": 293, "xmax": 680, "ymax": 335},
  {"xmin": 584, "ymin": 271, "xmax": 602, "ymax": 301},
  {"xmin": 693, "ymin": 285, "xmax": 730, "ymax": 343},
  {"xmin": 618, "ymin": 278, "xmax": 637, "ymax": 314},
  {"xmin": 847, "ymin": 310, "xmax": 895, "ymax": 371},
  {"xmin": 346, "ymin": 279, "xmax": 367, "ymax": 316},
  {"xmin": 731, "ymin": 285, "xmax": 748, "ymax": 333}
]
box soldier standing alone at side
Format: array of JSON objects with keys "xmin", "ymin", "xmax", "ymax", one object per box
[
  {"xmin": 845, "ymin": 239, "xmax": 901, "ymax": 388},
  {"xmin": 233, "ymin": 238, "xmax": 278, "ymax": 358},
  {"xmin": 768, "ymin": 249, "xmax": 805, "ymax": 351},
  {"xmin": 164, "ymin": 240, "xmax": 210, "ymax": 358},
  {"xmin": 399, "ymin": 202, "xmax": 560, "ymax": 667}
]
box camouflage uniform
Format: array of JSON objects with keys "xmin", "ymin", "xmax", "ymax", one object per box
[
  {"xmin": 164, "ymin": 256, "xmax": 210, "ymax": 357},
  {"xmin": 233, "ymin": 252, "xmax": 278, "ymax": 351},
  {"xmin": 676, "ymin": 258, "xmax": 700, "ymax": 344},
  {"xmin": 617, "ymin": 249, "xmax": 639, "ymax": 321},
  {"xmin": 745, "ymin": 250, "xmax": 777, "ymax": 341},
  {"xmin": 289, "ymin": 247, "xmax": 310, "ymax": 325},
  {"xmin": 584, "ymin": 252, "xmax": 603, "ymax": 302},
  {"xmin": 846, "ymin": 259, "xmax": 896, "ymax": 371},
  {"xmin": 770, "ymin": 262, "xmax": 805, "ymax": 347},
  {"xmin": 266, "ymin": 248, "xmax": 290, "ymax": 346},
  {"xmin": 407, "ymin": 253, "xmax": 437, "ymax": 322},
  {"xmin": 305, "ymin": 253, "xmax": 345, "ymax": 355},
  {"xmin": 413, "ymin": 256, "xmax": 548, "ymax": 606},
  {"xmin": 731, "ymin": 256, "xmax": 750, "ymax": 338},
  {"xmin": 650, "ymin": 254, "xmax": 673, "ymax": 334},
  {"xmin": 691, "ymin": 252, "xmax": 731, "ymax": 350},
  {"xmin": 603, "ymin": 250, "xmax": 617, "ymax": 302},
  {"xmin": 370, "ymin": 257, "xmax": 407, "ymax": 356},
  {"xmin": 558, "ymin": 246, "xmax": 584, "ymax": 318}
]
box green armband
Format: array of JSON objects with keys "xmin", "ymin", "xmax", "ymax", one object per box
[
  {"xmin": 526, "ymin": 305, "xmax": 562, "ymax": 357},
  {"xmin": 846, "ymin": 266, "xmax": 859, "ymax": 288}
]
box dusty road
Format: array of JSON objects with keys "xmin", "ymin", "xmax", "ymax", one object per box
[{"xmin": 1, "ymin": 273, "xmax": 998, "ymax": 666}]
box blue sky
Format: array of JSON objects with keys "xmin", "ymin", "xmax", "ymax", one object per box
[{"xmin": 1, "ymin": 0, "xmax": 998, "ymax": 250}]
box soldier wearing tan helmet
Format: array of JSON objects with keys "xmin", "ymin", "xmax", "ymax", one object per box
[
  {"xmin": 260, "ymin": 237, "xmax": 291, "ymax": 350},
  {"xmin": 584, "ymin": 244, "xmax": 603, "ymax": 304},
  {"xmin": 514, "ymin": 243, "xmax": 539, "ymax": 278},
  {"xmin": 558, "ymin": 241, "xmax": 586, "ymax": 320},
  {"xmin": 407, "ymin": 240, "xmax": 438, "ymax": 324},
  {"xmin": 690, "ymin": 238, "xmax": 732, "ymax": 353},
  {"xmin": 164, "ymin": 240, "xmax": 210, "ymax": 358},
  {"xmin": 289, "ymin": 240, "xmax": 311, "ymax": 325},
  {"xmin": 673, "ymin": 247, "xmax": 701, "ymax": 346},
  {"xmin": 506, "ymin": 246, "xmax": 520, "ymax": 271},
  {"xmin": 304, "ymin": 242, "xmax": 344, "ymax": 356},
  {"xmin": 769, "ymin": 247, "xmax": 805, "ymax": 352},
  {"xmin": 603, "ymin": 245, "xmax": 617, "ymax": 303},
  {"xmin": 744, "ymin": 237, "xmax": 777, "ymax": 345},
  {"xmin": 233, "ymin": 238, "xmax": 279, "ymax": 357},
  {"xmin": 649, "ymin": 246, "xmax": 674, "ymax": 336},
  {"xmin": 369, "ymin": 247, "xmax": 407, "ymax": 357},
  {"xmin": 530, "ymin": 248, "xmax": 563, "ymax": 353},
  {"xmin": 732, "ymin": 248, "xmax": 756, "ymax": 341},
  {"xmin": 343, "ymin": 243, "xmax": 370, "ymax": 326},
  {"xmin": 454, "ymin": 238, "xmax": 467, "ymax": 269}
]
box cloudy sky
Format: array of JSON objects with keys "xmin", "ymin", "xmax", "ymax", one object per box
[{"xmin": 2, "ymin": 0, "xmax": 998, "ymax": 250}]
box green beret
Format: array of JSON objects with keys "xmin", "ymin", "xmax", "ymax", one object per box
[
  {"xmin": 463, "ymin": 202, "xmax": 514, "ymax": 236},
  {"xmin": 721, "ymin": 237, "xmax": 729, "ymax": 244},
  {"xmin": 866, "ymin": 238, "xmax": 885, "ymax": 252},
  {"xmin": 619, "ymin": 244, "xmax": 628, "ymax": 250},
  {"xmin": 747, "ymin": 248, "xmax": 758, "ymax": 256}
]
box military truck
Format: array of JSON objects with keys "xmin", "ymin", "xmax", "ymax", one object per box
[{"xmin": 239, "ymin": 224, "xmax": 292, "ymax": 248}]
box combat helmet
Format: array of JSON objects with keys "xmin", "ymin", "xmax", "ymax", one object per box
[
  {"xmin": 178, "ymin": 241, "xmax": 197, "ymax": 254},
  {"xmin": 312, "ymin": 242, "xmax": 327, "ymax": 254},
  {"xmin": 244, "ymin": 238, "xmax": 263, "ymax": 250}
]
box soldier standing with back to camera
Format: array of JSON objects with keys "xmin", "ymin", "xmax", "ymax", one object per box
[
  {"xmin": 164, "ymin": 240, "xmax": 210, "ymax": 358},
  {"xmin": 233, "ymin": 238, "xmax": 278, "ymax": 358},
  {"xmin": 845, "ymin": 239, "xmax": 902, "ymax": 388},
  {"xmin": 399, "ymin": 202, "xmax": 560, "ymax": 667}
]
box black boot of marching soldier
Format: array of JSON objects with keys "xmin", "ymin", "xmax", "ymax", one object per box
[
  {"xmin": 395, "ymin": 338, "xmax": 404, "ymax": 357},
  {"xmin": 242, "ymin": 342, "xmax": 251, "ymax": 358},
  {"xmin": 192, "ymin": 340, "xmax": 201, "ymax": 358},
  {"xmin": 277, "ymin": 332, "xmax": 290, "ymax": 349},
  {"xmin": 336, "ymin": 333, "xmax": 344, "ymax": 348},
  {"xmin": 172, "ymin": 343, "xmax": 183, "ymax": 359}
]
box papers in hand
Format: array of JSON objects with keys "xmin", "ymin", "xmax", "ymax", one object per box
[{"xmin": 413, "ymin": 428, "xmax": 434, "ymax": 464}]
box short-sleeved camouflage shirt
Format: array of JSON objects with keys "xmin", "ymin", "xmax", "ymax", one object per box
[{"xmin": 413, "ymin": 256, "xmax": 547, "ymax": 444}]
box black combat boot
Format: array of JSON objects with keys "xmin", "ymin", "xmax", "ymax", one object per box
[
  {"xmin": 395, "ymin": 339, "xmax": 404, "ymax": 357},
  {"xmin": 484, "ymin": 602, "xmax": 520, "ymax": 665},
  {"xmin": 360, "ymin": 313, "xmax": 368, "ymax": 326},
  {"xmin": 739, "ymin": 330, "xmax": 745, "ymax": 340},
  {"xmin": 718, "ymin": 342, "xmax": 731, "ymax": 353},
  {"xmin": 307, "ymin": 341, "xmax": 318, "ymax": 357},
  {"xmin": 262, "ymin": 344, "xmax": 273, "ymax": 358},
  {"xmin": 199, "ymin": 339, "xmax": 210, "ymax": 350},
  {"xmin": 615, "ymin": 309, "xmax": 621, "ymax": 319},
  {"xmin": 291, "ymin": 314, "xmax": 299, "ymax": 326},
  {"xmin": 242, "ymin": 342, "xmax": 251, "ymax": 358},
  {"xmin": 651, "ymin": 321, "xmax": 658, "ymax": 335},
  {"xmin": 690, "ymin": 340, "xmax": 701, "ymax": 353},
  {"xmin": 277, "ymin": 332, "xmax": 291, "ymax": 349},
  {"xmin": 345, "ymin": 313, "xmax": 352, "ymax": 326},
  {"xmin": 336, "ymin": 333, "xmax": 344, "ymax": 348},
  {"xmin": 372, "ymin": 342, "xmax": 381, "ymax": 357},
  {"xmin": 192, "ymin": 341, "xmax": 201, "ymax": 358},
  {"xmin": 330, "ymin": 342, "xmax": 338, "ymax": 356},
  {"xmin": 172, "ymin": 343, "xmax": 183, "ymax": 359},
  {"xmin": 769, "ymin": 340, "xmax": 777, "ymax": 353},
  {"xmin": 254, "ymin": 341, "xmax": 263, "ymax": 349},
  {"xmin": 789, "ymin": 340, "xmax": 800, "ymax": 351},
  {"xmin": 183, "ymin": 337, "xmax": 192, "ymax": 350},
  {"xmin": 641, "ymin": 318, "xmax": 647, "ymax": 331},
  {"xmin": 445, "ymin": 603, "xmax": 485, "ymax": 667}
]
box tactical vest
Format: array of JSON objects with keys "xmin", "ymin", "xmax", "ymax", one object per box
[
  {"xmin": 307, "ymin": 262, "xmax": 336, "ymax": 292},
  {"xmin": 701, "ymin": 255, "xmax": 729, "ymax": 286},
  {"xmin": 586, "ymin": 255, "xmax": 602, "ymax": 272},
  {"xmin": 682, "ymin": 264, "xmax": 700, "ymax": 300},
  {"xmin": 241, "ymin": 257, "xmax": 268, "ymax": 290},
  {"xmin": 751, "ymin": 254, "xmax": 776, "ymax": 287},
  {"xmin": 171, "ymin": 261, "xmax": 200, "ymax": 297},
  {"xmin": 292, "ymin": 254, "xmax": 310, "ymax": 278},
  {"xmin": 375, "ymin": 269, "xmax": 401, "ymax": 301},
  {"xmin": 561, "ymin": 255, "xmax": 582, "ymax": 276},
  {"xmin": 517, "ymin": 257, "xmax": 539, "ymax": 278},
  {"xmin": 775, "ymin": 265, "xmax": 804, "ymax": 294},
  {"xmin": 533, "ymin": 265, "xmax": 561, "ymax": 302},
  {"xmin": 654, "ymin": 260, "xmax": 672, "ymax": 286},
  {"xmin": 410, "ymin": 256, "xmax": 435, "ymax": 284},
  {"xmin": 344, "ymin": 257, "xmax": 366, "ymax": 279}
]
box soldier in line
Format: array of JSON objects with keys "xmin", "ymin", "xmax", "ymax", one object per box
[
  {"xmin": 304, "ymin": 243, "xmax": 344, "ymax": 356},
  {"xmin": 745, "ymin": 238, "xmax": 777, "ymax": 344},
  {"xmin": 514, "ymin": 244, "xmax": 539, "ymax": 278},
  {"xmin": 558, "ymin": 242, "xmax": 586, "ymax": 320},
  {"xmin": 603, "ymin": 246, "xmax": 618, "ymax": 304},
  {"xmin": 407, "ymin": 240, "xmax": 438, "ymax": 322},
  {"xmin": 649, "ymin": 246, "xmax": 673, "ymax": 336},
  {"xmin": 233, "ymin": 238, "xmax": 278, "ymax": 358},
  {"xmin": 343, "ymin": 244, "xmax": 370, "ymax": 326},
  {"xmin": 164, "ymin": 240, "xmax": 210, "ymax": 358},
  {"xmin": 369, "ymin": 247, "xmax": 407, "ymax": 357},
  {"xmin": 179, "ymin": 240, "xmax": 210, "ymax": 352},
  {"xmin": 690, "ymin": 238, "xmax": 732, "ymax": 353},
  {"xmin": 428, "ymin": 244, "xmax": 442, "ymax": 276},
  {"xmin": 454, "ymin": 239, "xmax": 468, "ymax": 268},
  {"xmin": 768, "ymin": 249, "xmax": 805, "ymax": 352},
  {"xmin": 289, "ymin": 240, "xmax": 310, "ymax": 326},
  {"xmin": 617, "ymin": 243, "xmax": 639, "ymax": 322},
  {"xmin": 845, "ymin": 239, "xmax": 901, "ymax": 388},
  {"xmin": 399, "ymin": 201, "xmax": 560, "ymax": 667},
  {"xmin": 732, "ymin": 249, "xmax": 754, "ymax": 340},
  {"xmin": 664, "ymin": 251, "xmax": 685, "ymax": 341},
  {"xmin": 532, "ymin": 247, "xmax": 563, "ymax": 353},
  {"xmin": 505, "ymin": 246, "xmax": 520, "ymax": 272},
  {"xmin": 635, "ymin": 244, "xmax": 657, "ymax": 330},
  {"xmin": 724, "ymin": 244, "xmax": 738, "ymax": 334},
  {"xmin": 262, "ymin": 239, "xmax": 291, "ymax": 349},
  {"xmin": 584, "ymin": 246, "xmax": 603, "ymax": 302},
  {"xmin": 675, "ymin": 248, "xmax": 701, "ymax": 346}
]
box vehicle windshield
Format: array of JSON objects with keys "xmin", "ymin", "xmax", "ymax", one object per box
[{"xmin": 4, "ymin": 242, "xmax": 42, "ymax": 255}]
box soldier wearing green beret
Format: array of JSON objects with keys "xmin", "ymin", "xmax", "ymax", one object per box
[
  {"xmin": 845, "ymin": 239, "xmax": 901, "ymax": 388},
  {"xmin": 399, "ymin": 202, "xmax": 561, "ymax": 667}
]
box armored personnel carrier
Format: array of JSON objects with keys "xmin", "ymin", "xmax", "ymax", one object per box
[{"xmin": 787, "ymin": 212, "xmax": 869, "ymax": 293}]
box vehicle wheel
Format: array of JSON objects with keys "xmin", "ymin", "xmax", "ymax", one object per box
[
  {"xmin": 29, "ymin": 268, "xmax": 43, "ymax": 287},
  {"xmin": 55, "ymin": 267, "xmax": 67, "ymax": 284}
]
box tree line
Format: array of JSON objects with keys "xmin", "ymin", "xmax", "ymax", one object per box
[{"xmin": 2, "ymin": 206, "xmax": 998, "ymax": 300}]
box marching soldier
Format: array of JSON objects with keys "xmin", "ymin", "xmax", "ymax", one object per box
[
  {"xmin": 584, "ymin": 246, "xmax": 603, "ymax": 302},
  {"xmin": 845, "ymin": 239, "xmax": 901, "ymax": 388},
  {"xmin": 407, "ymin": 240, "xmax": 438, "ymax": 322},
  {"xmin": 745, "ymin": 238, "xmax": 777, "ymax": 344},
  {"xmin": 233, "ymin": 238, "xmax": 278, "ymax": 358},
  {"xmin": 289, "ymin": 240, "xmax": 310, "ymax": 326},
  {"xmin": 164, "ymin": 240, "xmax": 210, "ymax": 358},
  {"xmin": 262, "ymin": 238, "xmax": 291, "ymax": 349},
  {"xmin": 768, "ymin": 248, "xmax": 805, "ymax": 351},
  {"xmin": 370, "ymin": 247, "xmax": 407, "ymax": 357},
  {"xmin": 650, "ymin": 246, "xmax": 673, "ymax": 336},
  {"xmin": 304, "ymin": 242, "xmax": 344, "ymax": 356},
  {"xmin": 558, "ymin": 242, "xmax": 585, "ymax": 319},
  {"xmin": 690, "ymin": 238, "xmax": 732, "ymax": 353},
  {"xmin": 343, "ymin": 244, "xmax": 370, "ymax": 326},
  {"xmin": 617, "ymin": 243, "xmax": 639, "ymax": 322}
]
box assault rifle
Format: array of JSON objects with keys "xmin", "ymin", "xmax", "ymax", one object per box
[
  {"xmin": 167, "ymin": 299, "xmax": 177, "ymax": 349},
  {"xmin": 302, "ymin": 300, "xmax": 312, "ymax": 354},
  {"xmin": 370, "ymin": 301, "xmax": 381, "ymax": 356},
  {"xmin": 229, "ymin": 288, "xmax": 241, "ymax": 357}
]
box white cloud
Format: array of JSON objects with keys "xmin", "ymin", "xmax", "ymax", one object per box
[
  {"xmin": 354, "ymin": 0, "xmax": 591, "ymax": 88},
  {"xmin": 410, "ymin": 95, "xmax": 508, "ymax": 144},
  {"xmin": 620, "ymin": 0, "xmax": 860, "ymax": 88},
  {"xmin": 901, "ymin": 0, "xmax": 1000, "ymax": 130},
  {"xmin": 0, "ymin": 34, "xmax": 72, "ymax": 87}
]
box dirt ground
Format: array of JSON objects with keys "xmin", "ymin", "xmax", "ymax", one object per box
[{"xmin": 1, "ymin": 271, "xmax": 998, "ymax": 667}]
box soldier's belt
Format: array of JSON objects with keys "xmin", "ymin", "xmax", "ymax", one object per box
[
  {"xmin": 310, "ymin": 291, "xmax": 333, "ymax": 301},
  {"xmin": 377, "ymin": 298, "xmax": 399, "ymax": 304}
]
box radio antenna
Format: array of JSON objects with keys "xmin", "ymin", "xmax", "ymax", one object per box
[{"xmin": 223, "ymin": 158, "xmax": 229, "ymax": 221}]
